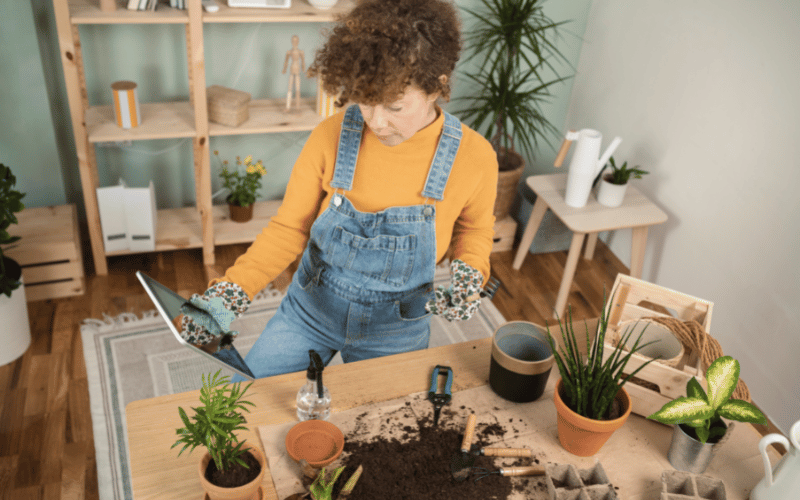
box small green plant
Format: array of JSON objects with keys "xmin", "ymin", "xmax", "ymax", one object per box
[
  {"xmin": 545, "ymin": 295, "xmax": 659, "ymax": 420},
  {"xmin": 172, "ymin": 370, "xmax": 255, "ymax": 472},
  {"xmin": 605, "ymin": 156, "xmax": 649, "ymax": 185},
  {"xmin": 647, "ymin": 356, "xmax": 767, "ymax": 443},
  {"xmin": 309, "ymin": 466, "xmax": 345, "ymax": 500},
  {"xmin": 0, "ymin": 163, "xmax": 26, "ymax": 297},
  {"xmin": 215, "ymin": 151, "xmax": 267, "ymax": 207}
]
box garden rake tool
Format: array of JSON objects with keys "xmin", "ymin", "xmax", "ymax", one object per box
[
  {"xmin": 466, "ymin": 276, "xmax": 503, "ymax": 302},
  {"xmin": 450, "ymin": 414, "xmax": 534, "ymax": 482}
]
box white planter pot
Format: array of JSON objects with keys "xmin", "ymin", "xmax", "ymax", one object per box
[
  {"xmin": 0, "ymin": 278, "xmax": 32, "ymax": 366},
  {"xmin": 597, "ymin": 177, "xmax": 628, "ymax": 207}
]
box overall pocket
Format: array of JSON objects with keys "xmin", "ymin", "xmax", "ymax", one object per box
[{"xmin": 326, "ymin": 226, "xmax": 416, "ymax": 287}]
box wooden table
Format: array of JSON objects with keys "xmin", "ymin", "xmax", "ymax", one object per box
[
  {"xmin": 512, "ymin": 173, "xmax": 668, "ymax": 318},
  {"xmin": 126, "ymin": 338, "xmax": 780, "ymax": 500}
]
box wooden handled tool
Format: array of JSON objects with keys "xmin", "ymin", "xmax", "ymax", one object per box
[
  {"xmin": 496, "ymin": 465, "xmax": 546, "ymax": 477},
  {"xmin": 480, "ymin": 447, "xmax": 533, "ymax": 458},
  {"xmin": 461, "ymin": 414, "xmax": 477, "ymax": 452},
  {"xmin": 451, "ymin": 414, "xmax": 478, "ymax": 482}
]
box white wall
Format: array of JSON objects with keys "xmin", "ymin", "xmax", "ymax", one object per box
[{"xmin": 564, "ymin": 0, "xmax": 800, "ymax": 433}]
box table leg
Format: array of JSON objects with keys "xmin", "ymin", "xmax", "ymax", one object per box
[
  {"xmin": 629, "ymin": 226, "xmax": 649, "ymax": 278},
  {"xmin": 584, "ymin": 232, "xmax": 598, "ymax": 260},
  {"xmin": 554, "ymin": 232, "xmax": 586, "ymax": 319},
  {"xmin": 512, "ymin": 197, "xmax": 549, "ymax": 270}
]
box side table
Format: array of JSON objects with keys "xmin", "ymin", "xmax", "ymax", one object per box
[{"xmin": 512, "ymin": 173, "xmax": 667, "ymax": 318}]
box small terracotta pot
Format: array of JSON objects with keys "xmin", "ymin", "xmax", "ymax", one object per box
[
  {"xmin": 199, "ymin": 442, "xmax": 266, "ymax": 500},
  {"xmin": 228, "ymin": 203, "xmax": 253, "ymax": 223},
  {"xmin": 553, "ymin": 378, "xmax": 632, "ymax": 456}
]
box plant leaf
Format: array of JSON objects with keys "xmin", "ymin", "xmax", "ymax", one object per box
[
  {"xmin": 705, "ymin": 356, "xmax": 739, "ymax": 410},
  {"xmin": 717, "ymin": 399, "xmax": 767, "ymax": 424},
  {"xmin": 647, "ymin": 397, "xmax": 714, "ymax": 424},
  {"xmin": 686, "ymin": 377, "xmax": 707, "ymax": 401}
]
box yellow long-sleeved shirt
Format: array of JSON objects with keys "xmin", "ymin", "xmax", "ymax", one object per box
[{"xmin": 218, "ymin": 107, "xmax": 498, "ymax": 299}]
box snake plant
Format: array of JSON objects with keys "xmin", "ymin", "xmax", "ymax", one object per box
[
  {"xmin": 647, "ymin": 356, "xmax": 767, "ymax": 443},
  {"xmin": 545, "ymin": 296, "xmax": 660, "ymax": 421}
]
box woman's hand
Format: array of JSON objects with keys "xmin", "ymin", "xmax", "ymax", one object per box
[
  {"xmin": 425, "ymin": 259, "xmax": 483, "ymax": 321},
  {"xmin": 179, "ymin": 282, "xmax": 251, "ymax": 352}
]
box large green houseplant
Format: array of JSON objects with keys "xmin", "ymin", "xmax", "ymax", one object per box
[
  {"xmin": 456, "ymin": 0, "xmax": 572, "ymax": 219},
  {"xmin": 173, "ymin": 370, "xmax": 265, "ymax": 499},
  {"xmin": 0, "ymin": 163, "xmax": 32, "ymax": 367},
  {"xmin": 0, "ymin": 163, "xmax": 25, "ymax": 297},
  {"xmin": 544, "ymin": 300, "xmax": 659, "ymax": 456}
]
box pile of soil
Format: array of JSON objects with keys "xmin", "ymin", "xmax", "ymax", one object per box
[{"xmin": 337, "ymin": 405, "xmax": 548, "ymax": 499}]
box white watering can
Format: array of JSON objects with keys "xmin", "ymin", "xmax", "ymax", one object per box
[
  {"xmin": 750, "ymin": 419, "xmax": 800, "ymax": 500},
  {"xmin": 554, "ymin": 129, "xmax": 622, "ymax": 208}
]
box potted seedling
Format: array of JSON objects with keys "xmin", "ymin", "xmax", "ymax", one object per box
[
  {"xmin": 596, "ymin": 156, "xmax": 649, "ymax": 207},
  {"xmin": 456, "ymin": 0, "xmax": 572, "ymax": 220},
  {"xmin": 0, "ymin": 163, "xmax": 32, "ymax": 366},
  {"xmin": 544, "ymin": 297, "xmax": 659, "ymax": 456},
  {"xmin": 647, "ymin": 355, "xmax": 767, "ymax": 473},
  {"xmin": 287, "ymin": 464, "xmax": 363, "ymax": 500},
  {"xmin": 172, "ymin": 370, "xmax": 265, "ymax": 500}
]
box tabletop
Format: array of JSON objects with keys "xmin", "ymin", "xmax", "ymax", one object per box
[
  {"xmin": 126, "ymin": 338, "xmax": 778, "ymax": 500},
  {"xmin": 528, "ymin": 173, "xmax": 668, "ymax": 233}
]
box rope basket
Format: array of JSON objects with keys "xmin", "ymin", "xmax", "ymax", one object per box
[{"xmin": 640, "ymin": 317, "xmax": 752, "ymax": 403}]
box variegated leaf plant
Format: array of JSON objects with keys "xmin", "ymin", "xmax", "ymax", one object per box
[{"xmin": 647, "ymin": 356, "xmax": 767, "ymax": 443}]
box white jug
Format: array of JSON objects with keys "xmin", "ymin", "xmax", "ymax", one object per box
[
  {"xmin": 554, "ymin": 129, "xmax": 622, "ymax": 208},
  {"xmin": 750, "ymin": 419, "xmax": 800, "ymax": 500}
]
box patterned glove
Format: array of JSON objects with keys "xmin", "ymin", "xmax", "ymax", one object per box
[
  {"xmin": 425, "ymin": 259, "xmax": 484, "ymax": 322},
  {"xmin": 179, "ymin": 282, "xmax": 251, "ymax": 351}
]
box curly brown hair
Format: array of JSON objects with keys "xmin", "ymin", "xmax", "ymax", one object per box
[{"xmin": 310, "ymin": 0, "xmax": 462, "ymax": 107}]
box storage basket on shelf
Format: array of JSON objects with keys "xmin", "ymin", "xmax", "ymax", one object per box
[{"xmin": 207, "ymin": 85, "xmax": 251, "ymax": 127}]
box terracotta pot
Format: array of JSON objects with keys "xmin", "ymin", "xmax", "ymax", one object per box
[
  {"xmin": 199, "ymin": 443, "xmax": 266, "ymax": 500},
  {"xmin": 494, "ymin": 148, "xmax": 525, "ymax": 220},
  {"xmin": 553, "ymin": 378, "xmax": 632, "ymax": 457},
  {"xmin": 228, "ymin": 203, "xmax": 254, "ymax": 223}
]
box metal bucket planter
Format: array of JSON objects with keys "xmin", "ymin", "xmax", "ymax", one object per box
[{"xmin": 667, "ymin": 422, "xmax": 728, "ymax": 474}]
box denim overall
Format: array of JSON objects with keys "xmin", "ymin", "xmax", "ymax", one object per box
[{"xmin": 241, "ymin": 105, "xmax": 463, "ymax": 379}]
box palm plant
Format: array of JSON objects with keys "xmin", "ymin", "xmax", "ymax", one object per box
[
  {"xmin": 545, "ymin": 297, "xmax": 660, "ymax": 421},
  {"xmin": 456, "ymin": 0, "xmax": 572, "ymax": 168},
  {"xmin": 172, "ymin": 370, "xmax": 255, "ymax": 472}
]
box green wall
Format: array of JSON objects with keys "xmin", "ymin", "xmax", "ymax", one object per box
[{"xmin": 0, "ymin": 0, "xmax": 590, "ymax": 217}]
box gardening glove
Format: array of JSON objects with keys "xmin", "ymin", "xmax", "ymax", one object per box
[
  {"xmin": 179, "ymin": 282, "xmax": 251, "ymax": 352},
  {"xmin": 425, "ymin": 259, "xmax": 484, "ymax": 322}
]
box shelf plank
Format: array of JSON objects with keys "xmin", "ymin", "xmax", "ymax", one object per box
[
  {"xmin": 209, "ymin": 98, "xmax": 322, "ymax": 136},
  {"xmin": 104, "ymin": 200, "xmax": 281, "ymax": 256},
  {"xmin": 203, "ymin": 0, "xmax": 354, "ymax": 23},
  {"xmin": 68, "ymin": 0, "xmax": 354, "ymax": 25},
  {"xmin": 86, "ymin": 101, "xmax": 196, "ymax": 142},
  {"xmin": 69, "ymin": 0, "xmax": 188, "ymax": 24}
]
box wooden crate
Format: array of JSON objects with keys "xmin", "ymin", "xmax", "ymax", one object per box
[
  {"xmin": 5, "ymin": 204, "xmax": 86, "ymax": 301},
  {"xmin": 600, "ymin": 274, "xmax": 714, "ymax": 417},
  {"xmin": 492, "ymin": 216, "xmax": 517, "ymax": 253}
]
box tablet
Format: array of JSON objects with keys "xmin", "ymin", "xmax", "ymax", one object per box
[{"xmin": 136, "ymin": 271, "xmax": 256, "ymax": 380}]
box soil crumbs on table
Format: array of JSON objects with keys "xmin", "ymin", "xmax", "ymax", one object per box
[{"xmin": 338, "ymin": 405, "xmax": 547, "ymax": 499}]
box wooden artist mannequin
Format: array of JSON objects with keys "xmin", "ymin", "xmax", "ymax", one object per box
[{"xmin": 283, "ymin": 35, "xmax": 305, "ymax": 112}]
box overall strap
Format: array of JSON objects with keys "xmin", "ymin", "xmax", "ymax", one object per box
[
  {"xmin": 330, "ymin": 104, "xmax": 364, "ymax": 191},
  {"xmin": 421, "ymin": 110, "xmax": 462, "ymax": 201}
]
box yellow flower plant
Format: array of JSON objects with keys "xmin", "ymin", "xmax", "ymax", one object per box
[{"xmin": 215, "ymin": 151, "xmax": 267, "ymax": 207}]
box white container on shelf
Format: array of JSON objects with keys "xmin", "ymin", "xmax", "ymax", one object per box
[{"xmin": 308, "ymin": 0, "xmax": 337, "ymax": 9}]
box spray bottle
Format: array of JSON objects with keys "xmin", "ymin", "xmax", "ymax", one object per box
[{"xmin": 296, "ymin": 349, "xmax": 331, "ymax": 421}]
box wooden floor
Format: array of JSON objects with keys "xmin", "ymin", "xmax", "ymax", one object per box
[{"xmin": 0, "ymin": 241, "xmax": 779, "ymax": 499}]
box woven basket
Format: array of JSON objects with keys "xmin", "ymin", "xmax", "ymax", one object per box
[{"xmin": 494, "ymin": 148, "xmax": 525, "ymax": 219}]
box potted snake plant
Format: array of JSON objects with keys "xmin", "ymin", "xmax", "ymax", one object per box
[
  {"xmin": 455, "ymin": 0, "xmax": 572, "ymax": 220},
  {"xmin": 545, "ymin": 298, "xmax": 659, "ymax": 456},
  {"xmin": 0, "ymin": 163, "xmax": 31, "ymax": 366},
  {"xmin": 647, "ymin": 355, "xmax": 767, "ymax": 473},
  {"xmin": 172, "ymin": 370, "xmax": 264, "ymax": 500}
]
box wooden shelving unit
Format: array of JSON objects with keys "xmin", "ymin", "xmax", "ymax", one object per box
[{"xmin": 52, "ymin": 0, "xmax": 353, "ymax": 275}]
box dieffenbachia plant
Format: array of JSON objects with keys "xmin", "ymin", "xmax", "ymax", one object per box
[{"xmin": 647, "ymin": 356, "xmax": 767, "ymax": 443}]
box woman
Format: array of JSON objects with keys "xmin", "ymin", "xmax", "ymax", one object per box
[{"xmin": 180, "ymin": 0, "xmax": 498, "ymax": 379}]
